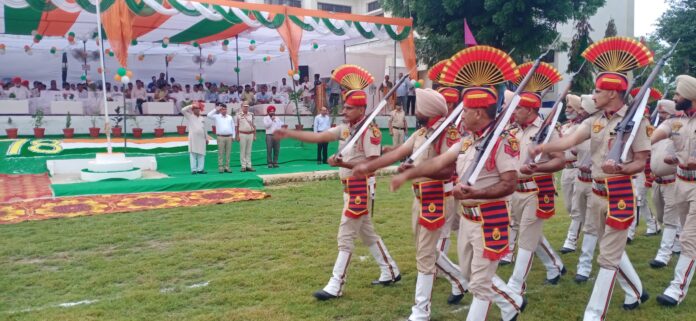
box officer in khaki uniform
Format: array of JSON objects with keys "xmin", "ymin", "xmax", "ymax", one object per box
[
  {"xmin": 274, "ymin": 65, "xmax": 400, "ymax": 301},
  {"xmin": 649, "ymin": 99, "xmax": 681, "ymax": 268},
  {"xmin": 559, "ymin": 94, "xmax": 583, "ymax": 253},
  {"xmin": 571, "ymin": 95, "xmax": 602, "ymax": 283},
  {"xmin": 505, "ymin": 63, "xmax": 567, "ymax": 295},
  {"xmin": 354, "ymin": 88, "xmax": 467, "ymax": 320},
  {"xmin": 652, "ymin": 75, "xmax": 696, "ymax": 307},
  {"xmin": 389, "ymin": 103, "xmax": 407, "ymax": 146},
  {"xmin": 532, "ymin": 37, "xmax": 653, "ymax": 319},
  {"xmin": 391, "ymin": 46, "xmax": 525, "ymax": 321},
  {"xmin": 235, "ymin": 104, "xmax": 256, "ymax": 172}
]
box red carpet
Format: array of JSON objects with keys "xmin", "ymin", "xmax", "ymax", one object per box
[
  {"xmin": 0, "ymin": 188, "xmax": 268, "ymax": 224},
  {"xmin": 0, "ymin": 173, "xmax": 53, "ymax": 203}
]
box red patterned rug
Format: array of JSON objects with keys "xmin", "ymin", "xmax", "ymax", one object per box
[
  {"xmin": 0, "ymin": 188, "xmax": 269, "ymax": 224},
  {"xmin": 0, "ymin": 173, "xmax": 53, "ymax": 203}
]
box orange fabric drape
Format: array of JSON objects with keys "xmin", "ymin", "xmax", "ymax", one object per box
[
  {"xmin": 101, "ymin": 0, "xmax": 134, "ymax": 68},
  {"xmin": 399, "ymin": 28, "xmax": 417, "ymax": 79},
  {"xmin": 196, "ymin": 24, "xmax": 250, "ymax": 44},
  {"xmin": 276, "ymin": 11, "xmax": 303, "ymax": 70},
  {"xmin": 37, "ymin": 5, "xmax": 81, "ymax": 37}
]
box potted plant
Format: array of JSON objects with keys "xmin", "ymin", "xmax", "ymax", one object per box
[
  {"xmin": 154, "ymin": 115, "xmax": 165, "ymax": 137},
  {"xmin": 110, "ymin": 107, "xmax": 123, "ymax": 137},
  {"xmin": 32, "ymin": 109, "xmax": 45, "ymax": 138},
  {"xmin": 5, "ymin": 117, "xmax": 18, "ymax": 138},
  {"xmin": 88, "ymin": 113, "xmax": 100, "ymax": 138},
  {"xmin": 130, "ymin": 115, "xmax": 143, "ymax": 138},
  {"xmin": 289, "ymin": 89, "xmax": 304, "ymax": 130},
  {"xmin": 63, "ymin": 112, "xmax": 74, "ymax": 138}
]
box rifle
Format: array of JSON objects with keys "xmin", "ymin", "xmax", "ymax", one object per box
[
  {"xmin": 650, "ymin": 78, "xmax": 675, "ymax": 126},
  {"xmin": 336, "ymin": 70, "xmax": 413, "ymax": 159},
  {"xmin": 624, "ymin": 65, "xmax": 651, "ymax": 100},
  {"xmin": 607, "ymin": 39, "xmax": 679, "ymax": 164},
  {"xmin": 531, "ymin": 61, "xmax": 587, "ymax": 163},
  {"xmin": 461, "ymin": 43, "xmax": 557, "ymax": 186}
]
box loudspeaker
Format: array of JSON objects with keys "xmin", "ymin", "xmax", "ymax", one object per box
[{"xmin": 298, "ymin": 65, "xmax": 309, "ymax": 82}]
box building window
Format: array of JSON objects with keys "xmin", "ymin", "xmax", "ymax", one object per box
[
  {"xmin": 367, "ymin": 1, "xmax": 381, "ymax": 12},
  {"xmin": 318, "ymin": 2, "xmax": 352, "ymax": 13},
  {"xmin": 541, "ymin": 50, "xmax": 555, "ymax": 64},
  {"xmin": 265, "ymin": 0, "xmax": 301, "ymax": 7}
]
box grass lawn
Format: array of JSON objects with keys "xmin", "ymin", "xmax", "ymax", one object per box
[{"xmin": 1, "ymin": 179, "xmax": 694, "ymax": 321}]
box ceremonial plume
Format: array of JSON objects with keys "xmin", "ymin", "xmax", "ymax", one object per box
[
  {"xmin": 630, "ymin": 87, "xmax": 662, "ymax": 103},
  {"xmin": 439, "ymin": 46, "xmax": 518, "ymax": 87},
  {"xmin": 427, "ymin": 59, "xmax": 449, "ymax": 83},
  {"xmin": 513, "ymin": 62, "xmax": 563, "ymax": 93},
  {"xmin": 331, "ymin": 65, "xmax": 374, "ymax": 91},
  {"xmin": 582, "ymin": 36, "xmax": 653, "ymax": 73}
]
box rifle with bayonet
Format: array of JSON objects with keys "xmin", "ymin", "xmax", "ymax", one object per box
[
  {"xmin": 460, "ymin": 44, "xmax": 556, "ymax": 186},
  {"xmin": 607, "ymin": 39, "xmax": 680, "ymax": 164},
  {"xmin": 650, "ymin": 78, "xmax": 675, "ymax": 126},
  {"xmin": 531, "ymin": 61, "xmax": 587, "ymax": 163}
]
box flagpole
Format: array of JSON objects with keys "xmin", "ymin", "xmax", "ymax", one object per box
[{"xmin": 95, "ymin": 0, "xmax": 111, "ymax": 154}]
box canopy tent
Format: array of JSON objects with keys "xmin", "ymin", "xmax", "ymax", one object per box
[{"xmin": 0, "ymin": 0, "xmax": 416, "ymax": 80}]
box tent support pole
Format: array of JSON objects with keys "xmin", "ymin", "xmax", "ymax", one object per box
[
  {"xmin": 235, "ymin": 36, "xmax": 240, "ymax": 86},
  {"xmin": 95, "ymin": 0, "xmax": 111, "ymax": 154}
]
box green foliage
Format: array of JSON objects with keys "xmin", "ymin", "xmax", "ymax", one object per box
[
  {"xmin": 657, "ymin": 0, "xmax": 696, "ymax": 75},
  {"xmin": 566, "ymin": 17, "xmax": 596, "ymax": 95},
  {"xmin": 156, "ymin": 115, "xmax": 165, "ymax": 129},
  {"xmin": 65, "ymin": 112, "xmax": 72, "ymax": 129},
  {"xmin": 31, "ymin": 109, "xmax": 44, "ymax": 128},
  {"xmin": 381, "ymin": 0, "xmax": 605, "ymax": 66},
  {"xmin": 604, "ymin": 18, "xmax": 618, "ymax": 37}
]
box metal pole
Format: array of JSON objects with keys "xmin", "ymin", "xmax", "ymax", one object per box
[
  {"xmin": 343, "ymin": 40, "xmax": 347, "ymax": 64},
  {"xmin": 235, "ymin": 36, "xmax": 240, "ymax": 86},
  {"xmin": 393, "ymin": 41, "xmax": 397, "ymax": 81},
  {"xmin": 95, "ymin": 0, "xmax": 111, "ymax": 154},
  {"xmin": 122, "ymin": 95, "xmax": 128, "ymax": 153}
]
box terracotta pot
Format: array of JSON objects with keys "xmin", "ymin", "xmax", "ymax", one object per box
[
  {"xmin": 88, "ymin": 127, "xmax": 100, "ymax": 138},
  {"xmin": 331, "ymin": 124, "xmax": 337, "ymax": 128},
  {"xmin": 212, "ymin": 125, "xmax": 216, "ymax": 134},
  {"xmin": 176, "ymin": 125, "xmax": 187, "ymax": 135},
  {"xmin": 63, "ymin": 128, "xmax": 74, "ymax": 138},
  {"xmin": 154, "ymin": 128, "xmax": 165, "ymax": 137},
  {"xmin": 6, "ymin": 128, "xmax": 18, "ymax": 138},
  {"xmin": 33, "ymin": 128, "xmax": 45, "ymax": 138},
  {"xmin": 294, "ymin": 124, "xmax": 304, "ymax": 130},
  {"xmin": 132, "ymin": 128, "xmax": 143, "ymax": 139},
  {"xmin": 111, "ymin": 126, "xmax": 122, "ymax": 137}
]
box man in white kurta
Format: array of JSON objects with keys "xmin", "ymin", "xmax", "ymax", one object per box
[{"xmin": 182, "ymin": 103, "xmax": 208, "ymax": 174}]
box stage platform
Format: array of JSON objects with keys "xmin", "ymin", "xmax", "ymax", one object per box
[{"xmin": 0, "ymin": 128, "xmax": 411, "ymax": 199}]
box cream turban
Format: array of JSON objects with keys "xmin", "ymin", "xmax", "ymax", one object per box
[
  {"xmin": 416, "ymin": 88, "xmax": 448, "ymax": 118},
  {"xmin": 676, "ymin": 75, "xmax": 696, "ymax": 101},
  {"xmin": 658, "ymin": 99, "xmax": 677, "ymax": 115},
  {"xmin": 580, "ymin": 94, "xmax": 597, "ymax": 114},
  {"xmin": 566, "ymin": 94, "xmax": 581, "ymax": 110}
]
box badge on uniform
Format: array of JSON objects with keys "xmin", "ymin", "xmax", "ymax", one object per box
[
  {"xmin": 646, "ymin": 125, "xmax": 654, "ymax": 137},
  {"xmin": 504, "ymin": 136, "xmax": 520, "ymax": 157},
  {"xmin": 341, "ymin": 128, "xmax": 350, "ymax": 140},
  {"xmin": 672, "ymin": 121, "xmax": 683, "ymax": 132},
  {"xmin": 460, "ymin": 139, "xmax": 473, "ymax": 153},
  {"xmin": 370, "ymin": 125, "xmax": 382, "ymax": 145},
  {"xmin": 446, "ymin": 128, "xmax": 460, "ymax": 147}
]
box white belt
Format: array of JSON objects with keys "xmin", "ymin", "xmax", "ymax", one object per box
[
  {"xmin": 460, "ymin": 204, "xmax": 482, "ymax": 217},
  {"xmin": 516, "ymin": 180, "xmax": 538, "ymax": 191},
  {"xmin": 592, "ymin": 180, "xmax": 606, "ymax": 192},
  {"xmin": 444, "ymin": 182, "xmax": 454, "ymax": 193},
  {"xmin": 677, "ymin": 167, "xmax": 696, "ymax": 179}
]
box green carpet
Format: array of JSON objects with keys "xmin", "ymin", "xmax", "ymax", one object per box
[{"xmin": 1, "ymin": 129, "xmax": 412, "ymax": 197}]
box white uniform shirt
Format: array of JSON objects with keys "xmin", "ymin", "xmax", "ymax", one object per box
[
  {"xmin": 207, "ymin": 109, "xmax": 236, "ymax": 137},
  {"xmin": 263, "ymin": 115, "xmax": 284, "ymax": 135}
]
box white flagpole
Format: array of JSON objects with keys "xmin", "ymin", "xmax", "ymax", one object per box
[{"xmin": 95, "ymin": 0, "xmax": 112, "ymax": 154}]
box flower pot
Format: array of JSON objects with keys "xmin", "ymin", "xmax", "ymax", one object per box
[
  {"xmin": 212, "ymin": 125, "xmax": 216, "ymax": 134},
  {"xmin": 89, "ymin": 127, "xmax": 100, "ymax": 138},
  {"xmin": 63, "ymin": 128, "xmax": 74, "ymax": 138},
  {"xmin": 132, "ymin": 128, "xmax": 143, "ymax": 139},
  {"xmin": 331, "ymin": 124, "xmax": 337, "ymax": 128},
  {"xmin": 176, "ymin": 125, "xmax": 187, "ymax": 135},
  {"xmin": 6, "ymin": 128, "xmax": 18, "ymax": 138},
  {"xmin": 154, "ymin": 128, "xmax": 165, "ymax": 137},
  {"xmin": 294, "ymin": 124, "xmax": 304, "ymax": 130},
  {"xmin": 111, "ymin": 126, "xmax": 122, "ymax": 137},
  {"xmin": 33, "ymin": 128, "xmax": 45, "ymax": 138}
]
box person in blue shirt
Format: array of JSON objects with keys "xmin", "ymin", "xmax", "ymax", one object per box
[{"xmin": 313, "ymin": 106, "xmax": 331, "ymax": 164}]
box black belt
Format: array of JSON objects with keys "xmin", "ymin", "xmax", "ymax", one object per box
[
  {"xmin": 217, "ymin": 134, "xmax": 232, "ymax": 137},
  {"xmin": 393, "ymin": 127, "xmax": 405, "ymax": 130}
]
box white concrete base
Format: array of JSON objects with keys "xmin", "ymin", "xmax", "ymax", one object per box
[
  {"xmin": 80, "ymin": 167, "xmax": 143, "ymax": 182},
  {"xmin": 46, "ymin": 154, "xmax": 156, "ymax": 176},
  {"xmin": 87, "ymin": 153, "xmax": 135, "ymax": 172}
]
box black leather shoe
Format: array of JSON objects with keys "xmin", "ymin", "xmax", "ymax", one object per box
[
  {"xmin": 560, "ymin": 247, "xmax": 576, "ymax": 254},
  {"xmin": 673, "ymin": 251, "xmax": 681, "ymax": 256},
  {"xmin": 623, "ymin": 290, "xmax": 649, "ymax": 310},
  {"xmin": 546, "ymin": 274, "xmax": 561, "ymax": 285},
  {"xmin": 650, "ymin": 259, "xmax": 667, "ymax": 268},
  {"xmin": 507, "ymin": 296, "xmax": 528, "ymax": 321},
  {"xmin": 246, "ymin": 167, "xmax": 256, "ymax": 172},
  {"xmin": 198, "ymin": 170, "xmax": 207, "ymax": 174},
  {"xmin": 447, "ymin": 293, "xmax": 465, "ymax": 305},
  {"xmin": 627, "ymin": 237, "xmax": 633, "ymax": 244},
  {"xmin": 499, "ymin": 260, "xmax": 512, "ymax": 266},
  {"xmin": 657, "ymin": 294, "xmax": 678, "ymax": 307},
  {"xmin": 645, "ymin": 229, "xmax": 662, "ymax": 236},
  {"xmin": 371, "ymin": 274, "xmax": 401, "ymax": 286},
  {"xmin": 561, "ymin": 266, "xmax": 567, "ymax": 275},
  {"xmin": 192, "ymin": 171, "xmax": 197, "ymax": 175},
  {"xmin": 574, "ymin": 274, "xmax": 589, "ymax": 283},
  {"xmin": 240, "ymin": 168, "xmax": 247, "ymax": 172},
  {"xmin": 313, "ymin": 290, "xmax": 337, "ymax": 301}
]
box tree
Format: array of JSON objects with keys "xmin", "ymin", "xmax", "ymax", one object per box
[
  {"xmin": 656, "ymin": 0, "xmax": 696, "ymax": 75},
  {"xmin": 381, "ymin": 0, "xmax": 605, "ymax": 66},
  {"xmin": 604, "ymin": 18, "xmax": 617, "ymax": 37},
  {"xmin": 566, "ymin": 17, "xmax": 595, "ymax": 94}
]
